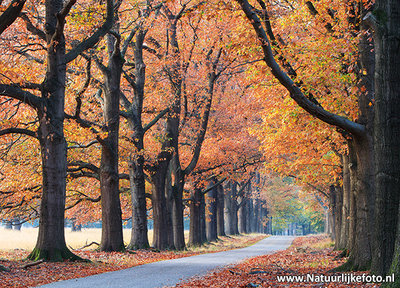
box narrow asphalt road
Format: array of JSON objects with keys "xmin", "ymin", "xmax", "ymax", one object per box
[{"xmin": 38, "ymin": 236, "xmax": 294, "ymax": 288}]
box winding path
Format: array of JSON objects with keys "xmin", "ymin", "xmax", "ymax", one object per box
[{"xmin": 38, "ymin": 236, "xmax": 294, "ymax": 288}]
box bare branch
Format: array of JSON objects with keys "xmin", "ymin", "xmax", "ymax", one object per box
[
  {"xmin": 0, "ymin": 84, "xmax": 42, "ymax": 109},
  {"xmin": 22, "ymin": 260, "xmax": 43, "ymax": 269},
  {"xmin": 202, "ymin": 177, "xmax": 226, "ymax": 195},
  {"xmin": 143, "ymin": 108, "xmax": 169, "ymax": 132},
  {"xmin": 0, "ymin": 0, "xmax": 26, "ymax": 35},
  {"xmin": 0, "ymin": 128, "xmax": 37, "ymax": 139},
  {"xmin": 52, "ymin": 0, "xmax": 77, "ymax": 43},
  {"xmin": 68, "ymin": 161, "xmax": 99, "ymax": 174},
  {"xmin": 66, "ymin": 0, "xmax": 114, "ymax": 63},
  {"xmin": 67, "ymin": 140, "xmax": 98, "ymax": 149},
  {"xmin": 121, "ymin": 24, "xmax": 140, "ymax": 57},
  {"xmin": 235, "ymin": 0, "xmax": 366, "ymax": 137},
  {"xmin": 19, "ymin": 12, "xmax": 46, "ymax": 41}
]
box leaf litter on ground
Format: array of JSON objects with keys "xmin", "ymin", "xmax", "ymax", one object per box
[
  {"xmin": 174, "ymin": 235, "xmax": 379, "ymax": 288},
  {"xmin": 0, "ymin": 234, "xmax": 265, "ymax": 288}
]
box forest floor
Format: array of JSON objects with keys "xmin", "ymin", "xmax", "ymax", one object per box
[
  {"xmin": 174, "ymin": 235, "xmax": 379, "ymax": 288},
  {"xmin": 0, "ymin": 233, "xmax": 265, "ymax": 287}
]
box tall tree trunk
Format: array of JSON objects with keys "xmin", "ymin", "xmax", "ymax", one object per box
[
  {"xmin": 342, "ymin": 4, "xmax": 375, "ymax": 270},
  {"xmin": 188, "ymin": 187, "xmax": 204, "ymax": 246},
  {"xmin": 150, "ymin": 158, "xmax": 171, "ymax": 250},
  {"xmin": 205, "ymin": 180, "xmax": 218, "ymax": 242},
  {"xmin": 128, "ymin": 146, "xmax": 149, "ymax": 249},
  {"xmin": 338, "ymin": 136, "xmax": 374, "ymax": 271},
  {"xmin": 163, "ymin": 6, "xmax": 185, "ymax": 251},
  {"xmin": 259, "ymin": 201, "xmax": 266, "ymax": 233},
  {"xmin": 171, "ymin": 157, "xmax": 185, "ymax": 250},
  {"xmin": 29, "ymin": 120, "xmax": 73, "ymax": 260},
  {"xmin": 253, "ymin": 199, "xmax": 260, "ymax": 233},
  {"xmin": 246, "ymin": 197, "xmax": 253, "ymax": 233},
  {"xmin": 224, "ymin": 182, "xmax": 233, "ymax": 235},
  {"xmin": 347, "ymin": 140, "xmax": 357, "ymax": 254},
  {"xmin": 216, "ymin": 184, "xmax": 225, "ymax": 236},
  {"xmin": 165, "ymin": 167, "xmax": 175, "ymax": 249},
  {"xmin": 224, "ymin": 181, "xmax": 239, "ymax": 235},
  {"xmin": 339, "ymin": 154, "xmax": 350, "ymax": 250},
  {"xmin": 247, "ymin": 197, "xmax": 255, "ymax": 233},
  {"xmin": 232, "ymin": 184, "xmax": 239, "ymax": 235},
  {"xmin": 350, "ymin": 136, "xmax": 373, "ymax": 269},
  {"xmin": 262, "ymin": 204, "xmax": 269, "ymax": 234},
  {"xmin": 28, "ymin": 0, "xmax": 78, "ymax": 261},
  {"xmin": 127, "ymin": 29, "xmax": 149, "ymax": 250},
  {"xmin": 99, "ymin": 34, "xmax": 124, "ymax": 252},
  {"xmin": 324, "ymin": 208, "xmax": 330, "ymax": 235},
  {"xmin": 238, "ymin": 196, "xmax": 248, "ymax": 234},
  {"xmin": 200, "ymin": 189, "xmax": 207, "ymax": 243},
  {"xmin": 329, "ymin": 185, "xmax": 336, "ymax": 241},
  {"xmin": 371, "ymin": 1, "xmax": 400, "ymax": 281},
  {"xmin": 333, "ymin": 185, "xmax": 343, "ymax": 249}
]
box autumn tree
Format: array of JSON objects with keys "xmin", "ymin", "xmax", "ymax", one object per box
[
  {"xmin": 120, "ymin": 1, "xmax": 169, "ymax": 250},
  {"xmin": 233, "ymin": 0, "xmax": 376, "ymax": 270},
  {"xmin": 0, "ymin": 0, "xmax": 27, "ymax": 272},
  {"xmin": 139, "ymin": 0, "xmax": 228, "ymax": 250},
  {"xmin": 94, "ymin": 24, "xmax": 125, "ymax": 252},
  {"xmin": 0, "ymin": 0, "xmax": 113, "ymax": 261}
]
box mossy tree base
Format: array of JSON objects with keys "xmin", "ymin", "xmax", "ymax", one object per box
[
  {"xmin": 27, "ymin": 247, "xmax": 89, "ymax": 262},
  {"xmin": 333, "ymin": 258, "xmax": 370, "ymax": 272},
  {"xmin": 381, "ymin": 279, "xmax": 399, "ymax": 288},
  {"xmin": 333, "ymin": 260, "xmax": 355, "ymax": 272},
  {"xmin": 0, "ymin": 264, "xmax": 10, "ymax": 272},
  {"xmin": 335, "ymin": 249, "xmax": 349, "ymax": 259}
]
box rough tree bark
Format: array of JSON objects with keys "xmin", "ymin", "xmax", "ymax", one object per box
[
  {"xmin": 150, "ymin": 153, "xmax": 171, "ymax": 250},
  {"xmin": 333, "ymin": 185, "xmax": 343, "ymax": 248},
  {"xmin": 224, "ymin": 181, "xmax": 235, "ymax": 235},
  {"xmin": 253, "ymin": 199, "xmax": 260, "ymax": 233},
  {"xmin": 29, "ymin": 0, "xmax": 81, "ymax": 261},
  {"xmin": 165, "ymin": 166, "xmax": 175, "ymax": 248},
  {"xmin": 205, "ymin": 180, "xmax": 218, "ymax": 242},
  {"xmin": 238, "ymin": 194, "xmax": 248, "ymax": 234},
  {"xmin": 216, "ymin": 184, "xmax": 226, "ymax": 236},
  {"xmin": 122, "ymin": 10, "xmax": 162, "ymax": 249},
  {"xmin": 98, "ymin": 32, "xmax": 125, "ymax": 252},
  {"xmin": 125, "ymin": 27, "xmax": 150, "ymax": 250},
  {"xmin": 188, "ymin": 187, "xmax": 205, "ymax": 246},
  {"xmin": 338, "ymin": 154, "xmax": 350, "ymax": 250},
  {"xmin": 369, "ymin": 0, "xmax": 400, "ymax": 281}
]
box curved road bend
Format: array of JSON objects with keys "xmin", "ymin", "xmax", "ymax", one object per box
[{"xmin": 38, "ymin": 236, "xmax": 294, "ymax": 288}]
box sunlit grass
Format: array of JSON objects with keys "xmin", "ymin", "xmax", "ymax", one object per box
[
  {"xmin": 188, "ymin": 233, "xmax": 267, "ymax": 253},
  {"xmin": 0, "ymin": 227, "xmax": 265, "ymax": 253},
  {"xmin": 0, "ymin": 227, "xmax": 149, "ymax": 251},
  {"xmin": 308, "ymin": 236, "xmax": 334, "ymax": 250}
]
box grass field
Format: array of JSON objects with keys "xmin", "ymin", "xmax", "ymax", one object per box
[{"xmin": 0, "ymin": 227, "xmax": 158, "ymax": 251}]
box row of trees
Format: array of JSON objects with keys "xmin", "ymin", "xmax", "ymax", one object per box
[{"xmin": 232, "ymin": 0, "xmax": 399, "ymax": 285}]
